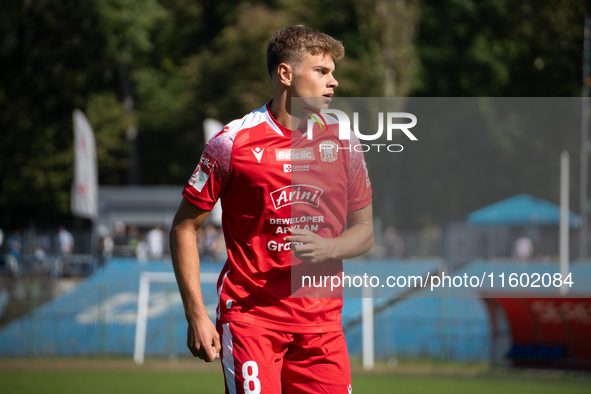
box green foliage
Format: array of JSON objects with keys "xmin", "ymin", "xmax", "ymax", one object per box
[
  {"xmin": 414, "ymin": 0, "xmax": 586, "ymax": 96},
  {"xmin": 0, "ymin": 0, "xmax": 107, "ymax": 226},
  {"xmin": 388, "ymin": 0, "xmax": 588, "ymax": 228},
  {"xmin": 86, "ymin": 92, "xmax": 130, "ymax": 185},
  {"xmin": 0, "ymin": 0, "xmax": 589, "ymax": 229},
  {"xmin": 94, "ymin": 0, "xmax": 170, "ymax": 66}
]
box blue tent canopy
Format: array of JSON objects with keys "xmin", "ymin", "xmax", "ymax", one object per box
[{"xmin": 467, "ymin": 194, "xmax": 581, "ymax": 228}]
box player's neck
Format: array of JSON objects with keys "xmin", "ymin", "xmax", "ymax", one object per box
[
  {"xmin": 269, "ymin": 94, "xmax": 291, "ymax": 130},
  {"xmin": 270, "ymin": 94, "xmax": 305, "ymax": 131}
]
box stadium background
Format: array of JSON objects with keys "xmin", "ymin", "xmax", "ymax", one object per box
[{"xmin": 1, "ymin": 0, "xmax": 591, "ymax": 392}]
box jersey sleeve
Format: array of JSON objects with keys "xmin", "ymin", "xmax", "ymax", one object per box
[
  {"xmin": 346, "ymin": 134, "xmax": 373, "ymax": 212},
  {"xmin": 182, "ymin": 128, "xmax": 233, "ymax": 210}
]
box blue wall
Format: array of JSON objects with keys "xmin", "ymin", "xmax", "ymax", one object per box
[{"xmin": 1, "ymin": 258, "xmax": 589, "ymax": 361}]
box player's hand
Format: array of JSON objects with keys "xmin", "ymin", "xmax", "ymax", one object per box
[
  {"xmin": 284, "ymin": 228, "xmax": 336, "ymax": 263},
  {"xmin": 186, "ymin": 314, "xmax": 220, "ymax": 362}
]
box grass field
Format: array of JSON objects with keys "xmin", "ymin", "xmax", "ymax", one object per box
[{"xmin": 0, "ymin": 359, "xmax": 589, "ymax": 394}]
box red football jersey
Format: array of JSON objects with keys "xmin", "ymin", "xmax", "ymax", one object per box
[{"xmin": 182, "ymin": 102, "xmax": 372, "ymax": 333}]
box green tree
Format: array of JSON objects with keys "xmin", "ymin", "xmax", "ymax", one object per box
[{"xmin": 0, "ymin": 0, "xmax": 107, "ymax": 227}]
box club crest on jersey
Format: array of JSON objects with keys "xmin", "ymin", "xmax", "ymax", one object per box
[
  {"xmin": 270, "ymin": 185, "xmax": 323, "ymax": 210},
  {"xmin": 319, "ymin": 140, "xmax": 338, "ymax": 163},
  {"xmin": 189, "ymin": 151, "xmax": 215, "ymax": 192}
]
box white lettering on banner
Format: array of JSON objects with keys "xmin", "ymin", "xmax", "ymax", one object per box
[
  {"xmin": 531, "ymin": 300, "xmax": 591, "ymax": 324},
  {"xmin": 270, "ymin": 185, "xmax": 323, "ymax": 210},
  {"xmin": 75, "ymin": 291, "xmax": 186, "ymax": 324},
  {"xmin": 276, "ymin": 148, "xmax": 315, "ymax": 161}
]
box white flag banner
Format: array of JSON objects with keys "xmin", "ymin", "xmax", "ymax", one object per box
[
  {"xmin": 203, "ymin": 118, "xmax": 224, "ymax": 226},
  {"xmin": 71, "ymin": 109, "xmax": 98, "ymax": 219}
]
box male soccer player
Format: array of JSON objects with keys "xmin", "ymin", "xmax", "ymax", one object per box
[{"xmin": 170, "ymin": 25, "xmax": 373, "ymax": 393}]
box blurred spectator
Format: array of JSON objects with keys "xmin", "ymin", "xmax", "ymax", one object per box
[
  {"xmin": 102, "ymin": 235, "xmax": 114, "ymax": 260},
  {"xmin": 127, "ymin": 226, "xmax": 140, "ymax": 253},
  {"xmin": 7, "ymin": 232, "xmax": 23, "ymax": 261},
  {"xmin": 136, "ymin": 236, "xmax": 148, "ymax": 262},
  {"xmin": 113, "ymin": 221, "xmax": 128, "ymax": 256},
  {"xmin": 38, "ymin": 234, "xmax": 51, "ymax": 252},
  {"xmin": 146, "ymin": 225, "xmax": 164, "ymax": 259},
  {"xmin": 382, "ymin": 226, "xmax": 405, "ymax": 257},
  {"xmin": 203, "ymin": 225, "xmax": 222, "ymax": 260},
  {"xmin": 34, "ymin": 246, "xmax": 46, "ymax": 262},
  {"xmin": 513, "ymin": 236, "xmax": 533, "ymax": 261},
  {"xmin": 0, "ymin": 228, "xmax": 4, "ymax": 269},
  {"xmin": 58, "ymin": 226, "xmax": 74, "ymax": 255},
  {"xmin": 97, "ymin": 225, "xmax": 113, "ymax": 261}
]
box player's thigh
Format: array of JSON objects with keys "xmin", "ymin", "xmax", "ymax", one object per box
[
  {"xmin": 218, "ymin": 321, "xmax": 288, "ymax": 394},
  {"xmin": 282, "ymin": 330, "xmax": 352, "ymax": 394}
]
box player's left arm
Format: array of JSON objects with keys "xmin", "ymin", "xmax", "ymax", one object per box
[{"xmin": 286, "ymin": 203, "xmax": 374, "ymax": 263}]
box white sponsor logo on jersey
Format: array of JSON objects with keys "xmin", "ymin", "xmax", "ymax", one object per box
[
  {"xmin": 283, "ymin": 164, "xmax": 310, "ymax": 173},
  {"xmin": 189, "ymin": 151, "xmax": 215, "ymax": 192},
  {"xmin": 267, "ymin": 240, "xmax": 291, "ymax": 252},
  {"xmin": 252, "ymin": 147, "xmax": 264, "ymax": 163},
  {"xmin": 362, "ymin": 160, "xmax": 371, "ymax": 187},
  {"xmin": 276, "ymin": 147, "xmax": 315, "ymax": 161},
  {"xmin": 270, "ymin": 184, "xmax": 323, "ymax": 210}
]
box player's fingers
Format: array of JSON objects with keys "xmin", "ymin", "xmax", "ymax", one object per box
[
  {"xmin": 294, "ymin": 253, "xmax": 314, "ymax": 262},
  {"xmin": 190, "ymin": 340, "xmax": 204, "ymax": 359},
  {"xmin": 284, "ymin": 236, "xmax": 309, "ymax": 244},
  {"xmin": 198, "ymin": 346, "xmax": 211, "ymax": 361},
  {"xmin": 187, "ymin": 328, "xmax": 202, "ymax": 358},
  {"xmin": 192, "ymin": 340, "xmax": 209, "ymax": 362},
  {"xmin": 213, "ymin": 332, "xmax": 221, "ymax": 354},
  {"xmin": 295, "ymin": 241, "xmax": 314, "ymax": 250},
  {"xmin": 289, "ymin": 228, "xmax": 311, "ymax": 236},
  {"xmin": 189, "ymin": 346, "xmax": 201, "ymax": 358},
  {"xmin": 204, "ymin": 345, "xmax": 217, "ymax": 362}
]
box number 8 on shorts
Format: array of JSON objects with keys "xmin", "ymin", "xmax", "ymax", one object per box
[{"xmin": 242, "ymin": 361, "xmax": 261, "ymax": 394}]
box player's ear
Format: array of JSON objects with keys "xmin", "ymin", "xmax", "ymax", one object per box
[{"xmin": 277, "ymin": 63, "xmax": 293, "ymax": 87}]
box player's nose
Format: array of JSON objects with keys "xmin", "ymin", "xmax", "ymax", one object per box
[{"xmin": 329, "ymin": 75, "xmax": 338, "ymax": 88}]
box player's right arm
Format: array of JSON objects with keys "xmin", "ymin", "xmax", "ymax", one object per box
[{"xmin": 170, "ymin": 198, "xmax": 221, "ymax": 362}]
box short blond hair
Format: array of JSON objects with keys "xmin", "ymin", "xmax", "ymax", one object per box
[{"xmin": 266, "ymin": 26, "xmax": 344, "ymax": 78}]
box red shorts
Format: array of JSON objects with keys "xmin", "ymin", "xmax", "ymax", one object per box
[{"xmin": 217, "ymin": 321, "xmax": 352, "ymax": 394}]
